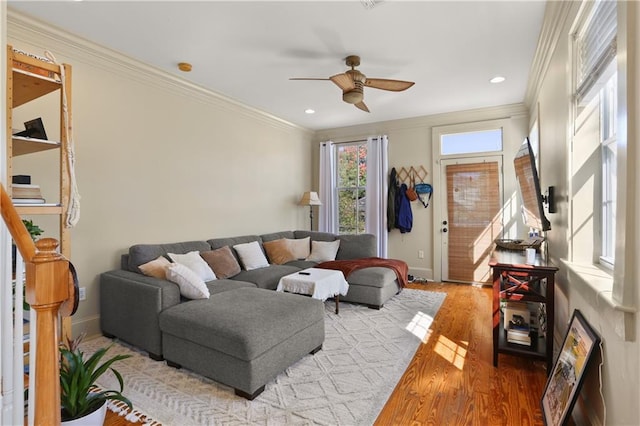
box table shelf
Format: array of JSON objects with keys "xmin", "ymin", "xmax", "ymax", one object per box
[{"xmin": 490, "ymin": 249, "xmax": 558, "ymax": 373}]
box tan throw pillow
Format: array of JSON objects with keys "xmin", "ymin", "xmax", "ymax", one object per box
[
  {"xmin": 138, "ymin": 256, "xmax": 171, "ymax": 279},
  {"xmin": 233, "ymin": 241, "xmax": 270, "ymax": 270},
  {"xmin": 200, "ymin": 246, "xmax": 241, "ymax": 279},
  {"xmin": 306, "ymin": 240, "xmax": 341, "ymax": 262},
  {"xmin": 263, "ymin": 239, "xmax": 296, "ymax": 265},
  {"xmin": 168, "ymin": 251, "xmax": 216, "ymax": 282},
  {"xmin": 165, "ymin": 263, "xmax": 210, "ymax": 299},
  {"xmin": 286, "ymin": 237, "xmax": 310, "ymax": 259}
]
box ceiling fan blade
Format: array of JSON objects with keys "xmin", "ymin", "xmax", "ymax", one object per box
[
  {"xmin": 330, "ymin": 73, "xmax": 355, "ymax": 91},
  {"xmin": 355, "ymin": 101, "xmax": 370, "ymax": 112},
  {"xmin": 364, "ymin": 78, "xmax": 415, "ymax": 92},
  {"xmin": 289, "ymin": 78, "xmax": 331, "ymax": 81}
]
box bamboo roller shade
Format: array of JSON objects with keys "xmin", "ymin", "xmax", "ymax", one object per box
[{"xmin": 446, "ymin": 162, "xmax": 501, "ymax": 283}]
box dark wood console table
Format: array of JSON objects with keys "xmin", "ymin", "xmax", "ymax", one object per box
[{"xmin": 490, "ymin": 249, "xmax": 558, "ymax": 373}]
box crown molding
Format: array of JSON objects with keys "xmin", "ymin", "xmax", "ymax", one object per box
[
  {"xmin": 7, "ymin": 10, "xmax": 313, "ymax": 135},
  {"xmin": 314, "ymin": 103, "xmax": 528, "ymax": 142},
  {"xmin": 524, "ymin": 1, "xmax": 579, "ymax": 110}
]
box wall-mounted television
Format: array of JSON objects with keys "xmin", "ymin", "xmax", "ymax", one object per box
[{"xmin": 514, "ymin": 137, "xmax": 551, "ymax": 231}]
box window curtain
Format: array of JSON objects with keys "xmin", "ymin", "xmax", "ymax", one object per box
[
  {"xmin": 318, "ymin": 141, "xmax": 337, "ymax": 233},
  {"xmin": 365, "ymin": 135, "xmax": 389, "ymax": 257}
]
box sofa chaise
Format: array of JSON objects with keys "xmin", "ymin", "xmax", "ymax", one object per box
[{"xmin": 100, "ymin": 230, "xmax": 404, "ymax": 399}]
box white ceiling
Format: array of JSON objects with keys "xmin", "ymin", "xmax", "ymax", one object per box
[{"xmin": 8, "ymin": 1, "xmax": 546, "ymax": 131}]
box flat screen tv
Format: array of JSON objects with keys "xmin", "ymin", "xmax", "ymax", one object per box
[{"xmin": 514, "ymin": 137, "xmax": 550, "ymax": 231}]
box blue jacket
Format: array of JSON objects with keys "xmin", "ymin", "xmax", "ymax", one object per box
[{"xmin": 395, "ymin": 183, "xmax": 413, "ymax": 233}]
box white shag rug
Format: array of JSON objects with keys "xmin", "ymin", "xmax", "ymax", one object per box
[{"xmin": 83, "ymin": 288, "xmax": 446, "ymax": 426}]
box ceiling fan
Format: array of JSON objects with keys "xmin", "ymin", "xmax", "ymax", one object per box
[{"xmin": 290, "ymin": 55, "xmax": 415, "ymax": 112}]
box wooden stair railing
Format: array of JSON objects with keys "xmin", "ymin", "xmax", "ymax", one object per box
[{"xmin": 1, "ymin": 183, "xmax": 77, "ymax": 425}]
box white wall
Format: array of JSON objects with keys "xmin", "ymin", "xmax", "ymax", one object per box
[
  {"xmin": 526, "ymin": 2, "xmax": 639, "ymax": 424},
  {"xmin": 6, "ymin": 13, "xmax": 314, "ymax": 337}
]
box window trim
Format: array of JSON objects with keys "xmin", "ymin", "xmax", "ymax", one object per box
[{"xmin": 599, "ymin": 76, "xmax": 616, "ymax": 265}]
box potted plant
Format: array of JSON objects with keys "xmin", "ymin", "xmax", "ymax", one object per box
[
  {"xmin": 12, "ymin": 219, "xmax": 43, "ymax": 274},
  {"xmin": 59, "ymin": 334, "xmax": 132, "ymax": 425},
  {"xmin": 22, "ymin": 219, "xmax": 43, "ymax": 241}
]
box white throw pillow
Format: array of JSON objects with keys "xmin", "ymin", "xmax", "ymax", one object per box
[
  {"xmin": 168, "ymin": 251, "xmax": 216, "ymax": 282},
  {"xmin": 233, "ymin": 241, "xmax": 270, "ymax": 270},
  {"xmin": 165, "ymin": 263, "xmax": 210, "ymax": 299},
  {"xmin": 286, "ymin": 237, "xmax": 311, "ymax": 259},
  {"xmin": 306, "ymin": 240, "xmax": 340, "ymax": 262}
]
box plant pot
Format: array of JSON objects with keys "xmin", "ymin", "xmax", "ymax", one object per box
[{"xmin": 61, "ymin": 401, "xmax": 107, "ymax": 426}]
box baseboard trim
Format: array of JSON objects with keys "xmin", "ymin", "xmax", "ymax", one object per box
[{"xmin": 72, "ymin": 315, "xmax": 101, "ymax": 339}]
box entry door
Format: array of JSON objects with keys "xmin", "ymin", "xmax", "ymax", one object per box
[{"xmin": 440, "ymin": 157, "xmax": 502, "ymax": 283}]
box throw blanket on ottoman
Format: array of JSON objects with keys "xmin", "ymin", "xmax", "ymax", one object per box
[{"xmin": 316, "ymin": 257, "xmax": 409, "ymax": 288}]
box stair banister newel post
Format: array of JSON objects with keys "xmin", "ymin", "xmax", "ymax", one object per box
[{"xmin": 25, "ymin": 238, "xmax": 70, "ymax": 426}]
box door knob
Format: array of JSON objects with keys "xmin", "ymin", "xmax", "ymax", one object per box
[{"xmin": 443, "ymin": 228, "xmax": 448, "ymax": 233}]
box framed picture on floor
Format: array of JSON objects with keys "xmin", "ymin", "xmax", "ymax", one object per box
[{"xmin": 541, "ymin": 309, "xmax": 601, "ymax": 426}]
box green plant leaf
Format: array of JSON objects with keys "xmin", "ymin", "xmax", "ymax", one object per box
[{"xmin": 60, "ymin": 342, "xmax": 133, "ymax": 420}]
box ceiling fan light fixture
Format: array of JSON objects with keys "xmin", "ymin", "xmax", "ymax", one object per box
[{"xmin": 343, "ymin": 89, "xmax": 363, "ymax": 105}]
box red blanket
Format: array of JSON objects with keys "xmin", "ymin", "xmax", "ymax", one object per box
[{"xmin": 315, "ymin": 257, "xmax": 408, "ymax": 288}]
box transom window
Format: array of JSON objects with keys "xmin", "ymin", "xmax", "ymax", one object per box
[{"xmin": 440, "ymin": 129, "xmax": 503, "ymax": 156}]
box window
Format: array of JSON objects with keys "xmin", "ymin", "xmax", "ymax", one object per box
[
  {"xmin": 571, "ymin": 0, "xmax": 617, "ymax": 267},
  {"xmin": 440, "ymin": 129, "xmax": 502, "ymax": 156},
  {"xmin": 600, "ymin": 75, "xmax": 617, "ymax": 266},
  {"xmin": 336, "ymin": 142, "xmax": 367, "ymax": 234}
]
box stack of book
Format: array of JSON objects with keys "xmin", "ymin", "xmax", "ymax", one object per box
[
  {"xmin": 12, "ymin": 183, "xmax": 45, "ymax": 204},
  {"xmin": 504, "ymin": 301, "xmax": 532, "ymax": 346}
]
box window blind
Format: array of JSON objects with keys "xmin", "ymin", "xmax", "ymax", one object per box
[{"xmin": 575, "ymin": 0, "xmax": 617, "ymax": 102}]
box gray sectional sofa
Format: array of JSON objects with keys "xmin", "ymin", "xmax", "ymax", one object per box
[{"xmin": 99, "ymin": 230, "xmax": 403, "ymax": 399}]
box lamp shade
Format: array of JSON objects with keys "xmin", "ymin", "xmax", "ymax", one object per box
[{"xmin": 299, "ymin": 191, "xmax": 322, "ymax": 206}]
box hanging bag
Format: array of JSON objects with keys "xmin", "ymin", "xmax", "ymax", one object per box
[
  {"xmin": 415, "ymin": 182, "xmax": 433, "ymax": 208},
  {"xmin": 405, "ymin": 171, "xmax": 419, "ymax": 201}
]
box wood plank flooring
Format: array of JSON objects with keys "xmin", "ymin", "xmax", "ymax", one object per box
[
  {"xmin": 374, "ymin": 282, "xmax": 547, "ymax": 426},
  {"xmin": 105, "ymin": 282, "xmax": 547, "ymax": 426}
]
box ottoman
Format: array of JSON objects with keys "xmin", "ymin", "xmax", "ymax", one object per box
[
  {"xmin": 340, "ymin": 266, "xmax": 402, "ymax": 309},
  {"xmin": 158, "ymin": 287, "xmax": 325, "ymax": 399}
]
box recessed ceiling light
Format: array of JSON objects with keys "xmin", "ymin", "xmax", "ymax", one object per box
[
  {"xmin": 490, "ymin": 76, "xmax": 506, "ymax": 84},
  {"xmin": 305, "ymin": 109, "xmax": 315, "ymax": 114}
]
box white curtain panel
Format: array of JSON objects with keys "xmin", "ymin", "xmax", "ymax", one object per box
[
  {"xmin": 365, "ymin": 135, "xmax": 389, "ymax": 258},
  {"xmin": 318, "ymin": 141, "xmax": 337, "ymax": 233}
]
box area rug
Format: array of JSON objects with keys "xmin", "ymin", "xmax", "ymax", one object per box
[{"xmin": 82, "ymin": 288, "xmax": 446, "ymax": 425}]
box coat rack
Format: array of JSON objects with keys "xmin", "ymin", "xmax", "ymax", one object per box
[{"xmin": 396, "ymin": 165, "xmax": 428, "ymax": 185}]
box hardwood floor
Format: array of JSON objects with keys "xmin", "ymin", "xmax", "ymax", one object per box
[
  {"xmin": 374, "ymin": 282, "xmax": 547, "ymax": 426},
  {"xmin": 105, "ymin": 282, "xmax": 547, "ymax": 426}
]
